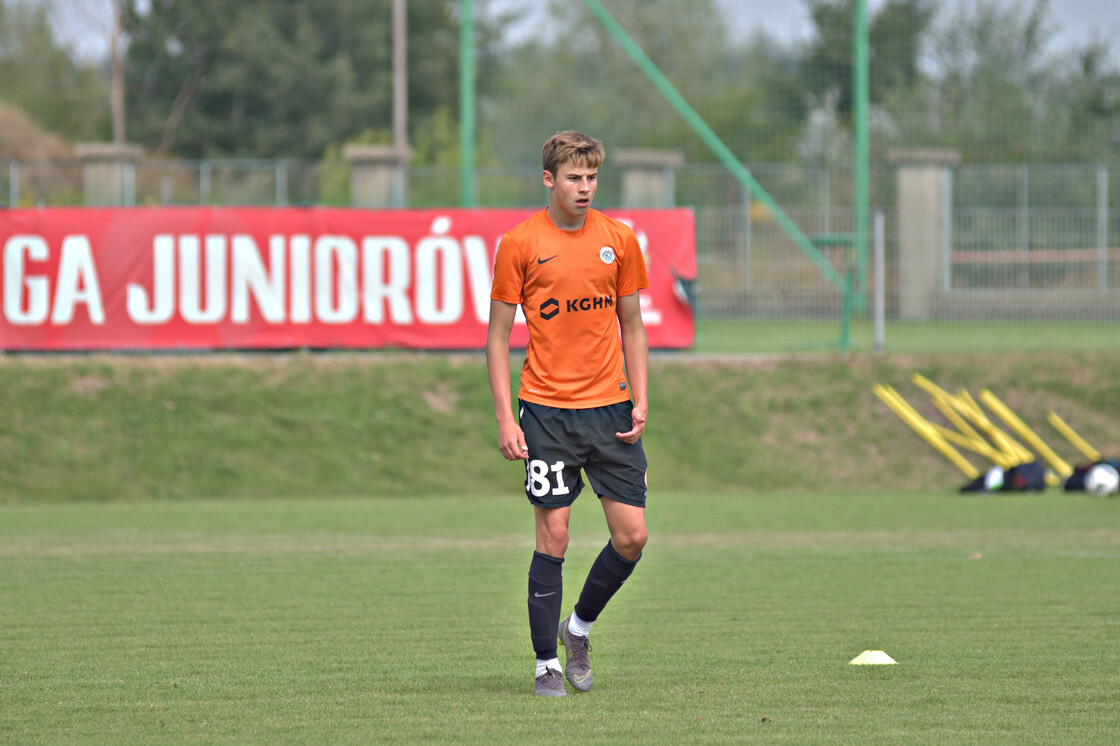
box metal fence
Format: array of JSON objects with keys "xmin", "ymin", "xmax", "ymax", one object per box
[
  {"xmin": 951, "ymin": 165, "xmax": 1117, "ymax": 294},
  {"xmin": 3, "ymin": 157, "xmax": 1118, "ymax": 352}
]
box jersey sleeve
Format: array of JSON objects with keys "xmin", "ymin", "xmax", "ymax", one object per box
[
  {"xmin": 490, "ymin": 232, "xmax": 526, "ymax": 305},
  {"xmin": 616, "ymin": 227, "xmax": 650, "ymax": 297}
]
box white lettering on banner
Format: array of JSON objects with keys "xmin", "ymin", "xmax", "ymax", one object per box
[
  {"xmin": 0, "ymin": 211, "xmax": 693, "ymax": 347},
  {"xmin": 52, "ymin": 236, "xmax": 105, "ymax": 324},
  {"xmin": 415, "ymin": 234, "xmax": 462, "ymax": 324},
  {"xmin": 290, "ymin": 235, "xmax": 311, "ymax": 323},
  {"xmin": 119, "ymin": 227, "xmax": 496, "ymax": 326},
  {"xmin": 3, "ymin": 234, "xmax": 105, "ymax": 325},
  {"xmin": 5, "ymin": 236, "xmax": 49, "ymax": 324},
  {"xmin": 180, "ymin": 235, "xmax": 227, "ymax": 323},
  {"xmin": 412, "ymin": 216, "xmax": 495, "ymax": 324},
  {"xmin": 232, "ymin": 235, "xmax": 285, "ymax": 323},
  {"xmin": 128, "ymin": 235, "xmax": 175, "ymax": 324},
  {"xmin": 362, "ymin": 237, "xmax": 413, "ymax": 324},
  {"xmin": 315, "ymin": 236, "xmax": 359, "ymax": 324},
  {"xmin": 414, "ymin": 216, "xmax": 471, "ymax": 325}
]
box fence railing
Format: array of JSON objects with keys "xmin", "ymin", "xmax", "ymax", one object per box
[{"xmin": 3, "ymin": 158, "xmax": 1118, "ymax": 352}]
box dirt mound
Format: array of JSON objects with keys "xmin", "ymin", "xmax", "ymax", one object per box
[{"xmin": 0, "ymin": 102, "xmax": 72, "ymax": 160}]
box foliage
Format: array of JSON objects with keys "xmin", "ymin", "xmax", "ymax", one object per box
[
  {"xmin": 0, "ymin": 0, "xmax": 109, "ymax": 141},
  {"xmin": 122, "ymin": 0, "xmax": 503, "ymax": 159},
  {"xmin": 5, "ymin": 0, "xmax": 1120, "ymax": 167},
  {"xmin": 686, "ymin": 34, "xmax": 809, "ymax": 163},
  {"xmin": 484, "ymin": 0, "xmax": 741, "ymax": 165},
  {"xmin": 479, "ymin": 0, "xmax": 1120, "ymax": 167},
  {"xmin": 883, "ymin": 0, "xmax": 1120, "ymax": 160},
  {"xmin": 803, "ymin": 0, "xmax": 935, "ymax": 116},
  {"xmin": 315, "ymin": 142, "xmax": 350, "ymax": 206},
  {"xmin": 481, "ymin": 0, "xmax": 936, "ymax": 166},
  {"xmin": 410, "ymin": 104, "xmax": 465, "ymax": 167}
]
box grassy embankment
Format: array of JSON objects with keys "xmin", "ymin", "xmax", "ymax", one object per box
[{"xmin": 1, "ymin": 350, "xmax": 1118, "ymax": 502}]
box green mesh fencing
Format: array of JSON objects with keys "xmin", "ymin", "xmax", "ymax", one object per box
[{"xmin": 4, "ymin": 0, "xmax": 1120, "ymax": 353}]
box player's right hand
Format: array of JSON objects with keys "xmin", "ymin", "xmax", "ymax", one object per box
[{"xmin": 498, "ymin": 421, "xmax": 529, "ymax": 460}]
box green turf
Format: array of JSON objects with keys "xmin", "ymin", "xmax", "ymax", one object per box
[
  {"xmin": 2, "ymin": 492, "xmax": 1117, "ymax": 745},
  {"xmin": 694, "ymin": 319, "xmax": 1120, "ymax": 354}
]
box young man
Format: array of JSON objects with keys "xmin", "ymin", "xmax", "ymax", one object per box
[{"xmin": 486, "ymin": 131, "xmax": 651, "ymax": 697}]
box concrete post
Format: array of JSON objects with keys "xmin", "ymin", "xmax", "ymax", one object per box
[
  {"xmin": 343, "ymin": 144, "xmax": 409, "ymax": 208},
  {"xmin": 889, "ymin": 149, "xmax": 960, "ymax": 320},
  {"xmin": 74, "ymin": 142, "xmax": 144, "ymax": 206},
  {"xmin": 613, "ymin": 149, "xmax": 684, "ymax": 208}
]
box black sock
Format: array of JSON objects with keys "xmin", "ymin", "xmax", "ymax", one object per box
[
  {"xmin": 527, "ymin": 551, "xmax": 563, "ymax": 660},
  {"xmin": 574, "ymin": 541, "xmax": 639, "ymax": 624}
]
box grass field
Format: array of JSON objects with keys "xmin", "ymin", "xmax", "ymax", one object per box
[
  {"xmin": 1, "ymin": 347, "xmax": 1118, "ymax": 743},
  {"xmin": 2, "ymin": 491, "xmax": 1118, "ymax": 744},
  {"xmin": 695, "ymin": 319, "xmax": 1120, "ymax": 354}
]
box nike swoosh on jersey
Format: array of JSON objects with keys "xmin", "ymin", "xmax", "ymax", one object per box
[{"xmin": 537, "ymin": 255, "xmax": 559, "ymax": 264}]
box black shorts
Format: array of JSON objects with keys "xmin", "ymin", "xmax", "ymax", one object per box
[{"xmin": 518, "ymin": 399, "xmax": 648, "ymax": 509}]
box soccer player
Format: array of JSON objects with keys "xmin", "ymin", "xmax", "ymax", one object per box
[{"xmin": 486, "ymin": 131, "xmax": 651, "ymax": 697}]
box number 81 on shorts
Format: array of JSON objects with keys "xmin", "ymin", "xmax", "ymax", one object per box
[{"xmin": 526, "ymin": 459, "xmax": 571, "ymax": 497}]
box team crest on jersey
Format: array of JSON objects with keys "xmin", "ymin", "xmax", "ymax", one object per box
[{"xmin": 599, "ymin": 246, "xmax": 615, "ymax": 264}]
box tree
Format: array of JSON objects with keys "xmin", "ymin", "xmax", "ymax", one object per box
[
  {"xmin": 696, "ymin": 36, "xmax": 809, "ymax": 163},
  {"xmin": 123, "ymin": 0, "xmax": 502, "ymax": 159},
  {"xmin": 106, "ymin": 0, "xmax": 127, "ymax": 143},
  {"xmin": 802, "ymin": 0, "xmax": 935, "ymax": 117},
  {"xmin": 926, "ymin": 0, "xmax": 1057, "ymax": 159},
  {"xmin": 884, "ymin": 0, "xmax": 1120, "ymax": 161},
  {"xmin": 868, "ymin": 0, "xmax": 935, "ymax": 102},
  {"xmin": 483, "ymin": 0, "xmax": 771, "ymax": 166},
  {"xmin": 481, "ymin": 0, "xmax": 936, "ymax": 168},
  {"xmin": 0, "ymin": 0, "xmax": 109, "ymax": 142},
  {"xmin": 1056, "ymin": 41, "xmax": 1120, "ymax": 160},
  {"xmin": 43, "ymin": 0, "xmax": 128, "ymax": 143}
]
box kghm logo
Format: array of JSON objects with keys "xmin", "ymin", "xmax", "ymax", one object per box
[
  {"xmin": 566, "ymin": 296, "xmax": 614, "ymax": 312},
  {"xmin": 539, "ymin": 295, "xmax": 614, "ymax": 320},
  {"xmin": 540, "ymin": 298, "xmax": 560, "ymax": 320}
]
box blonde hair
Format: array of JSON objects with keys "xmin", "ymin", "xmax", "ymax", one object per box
[{"xmin": 542, "ymin": 131, "xmax": 604, "ymax": 175}]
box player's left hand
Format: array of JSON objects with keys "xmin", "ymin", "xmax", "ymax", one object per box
[{"xmin": 615, "ymin": 405, "xmax": 646, "ymax": 444}]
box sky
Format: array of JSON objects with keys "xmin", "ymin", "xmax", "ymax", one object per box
[{"xmin": 48, "ymin": 0, "xmax": 1120, "ymax": 63}]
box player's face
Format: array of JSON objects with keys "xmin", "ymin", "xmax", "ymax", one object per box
[{"xmin": 544, "ymin": 162, "xmax": 598, "ymax": 228}]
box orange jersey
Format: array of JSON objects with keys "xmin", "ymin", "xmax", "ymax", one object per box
[{"xmin": 491, "ymin": 209, "xmax": 650, "ymax": 409}]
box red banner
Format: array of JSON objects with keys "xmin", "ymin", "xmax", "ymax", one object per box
[{"xmin": 0, "ymin": 207, "xmax": 694, "ymax": 351}]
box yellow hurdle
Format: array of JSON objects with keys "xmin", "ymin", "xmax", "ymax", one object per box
[
  {"xmin": 931, "ymin": 397, "xmax": 989, "ymax": 450},
  {"xmin": 873, "ymin": 385, "xmax": 981, "ymax": 479},
  {"xmin": 978, "ymin": 390, "xmax": 1073, "ymax": 479},
  {"xmin": 954, "ymin": 389, "xmax": 1034, "ymax": 464},
  {"xmin": 911, "ymin": 374, "xmax": 1025, "ymax": 465},
  {"xmin": 884, "ymin": 376, "xmax": 1077, "ymax": 489},
  {"xmin": 1046, "ymin": 412, "xmax": 1102, "ymax": 463},
  {"xmin": 928, "ymin": 420, "xmax": 1016, "ymax": 469}
]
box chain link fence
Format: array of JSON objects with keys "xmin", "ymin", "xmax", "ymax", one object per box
[
  {"xmin": 2, "ymin": 156, "xmax": 1118, "ymax": 351},
  {"xmin": 952, "ymin": 164, "xmax": 1118, "ymax": 294}
]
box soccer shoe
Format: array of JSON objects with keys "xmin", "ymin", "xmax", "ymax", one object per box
[
  {"xmin": 557, "ymin": 615, "xmax": 593, "ymax": 692},
  {"xmin": 534, "ymin": 668, "xmax": 567, "ymax": 697}
]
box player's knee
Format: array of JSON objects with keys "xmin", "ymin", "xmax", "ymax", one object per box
[
  {"xmin": 536, "ymin": 524, "xmax": 570, "ymax": 556},
  {"xmin": 632, "ymin": 526, "xmax": 649, "ymax": 552},
  {"xmin": 541, "ymin": 521, "xmax": 570, "ymax": 542},
  {"xmin": 612, "ymin": 525, "xmax": 647, "ymax": 557}
]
